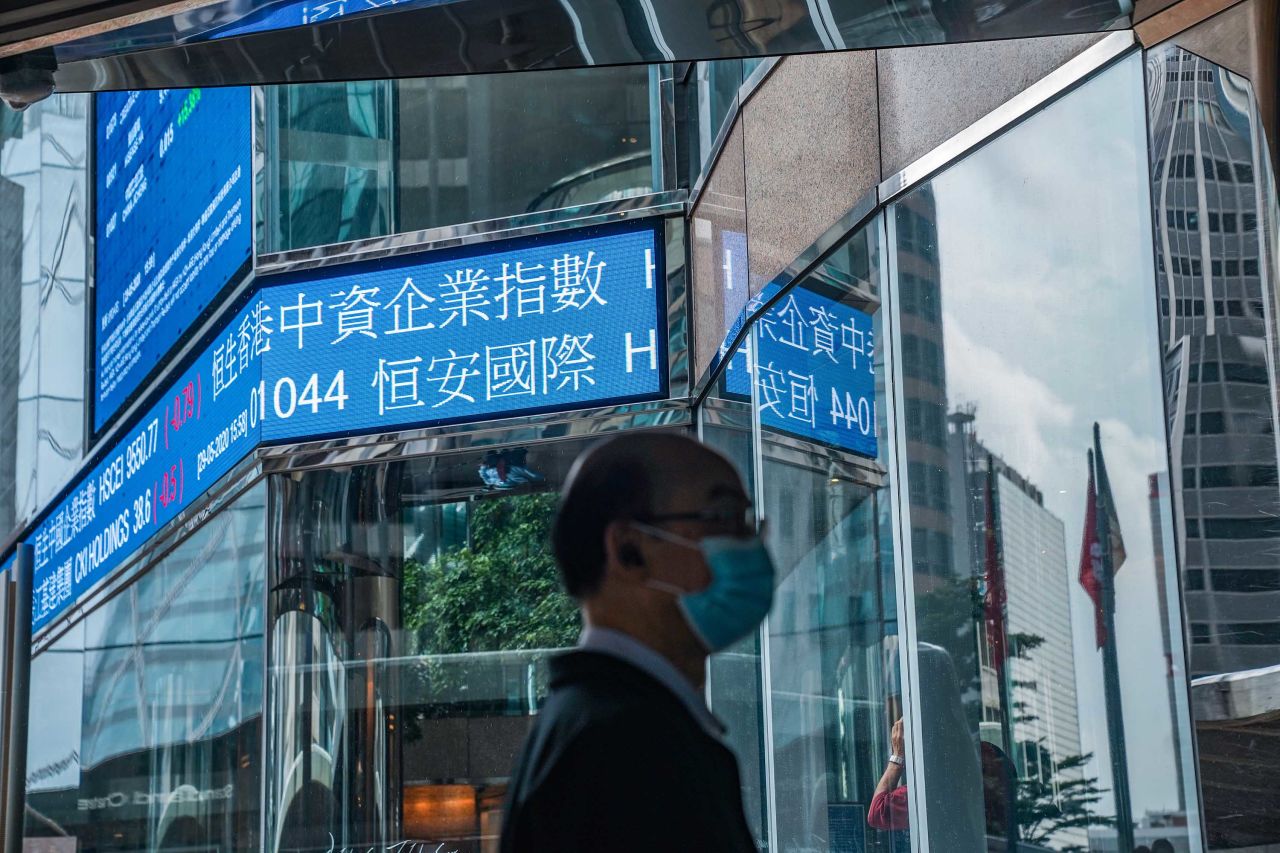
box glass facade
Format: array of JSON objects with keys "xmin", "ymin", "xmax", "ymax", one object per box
[
  {"xmin": 262, "ymin": 65, "xmax": 660, "ymax": 253},
  {"xmin": 6, "ymin": 16, "xmax": 1280, "ymax": 853},
  {"xmin": 755, "ymin": 223, "xmax": 904, "ymax": 853},
  {"xmin": 23, "ymin": 482, "xmax": 266, "ymax": 849},
  {"xmin": 890, "ymin": 54, "xmax": 1198, "ymax": 852},
  {"xmin": 1146, "ymin": 41, "xmax": 1280, "ymax": 850},
  {"xmin": 263, "ymin": 437, "xmax": 631, "ymax": 851},
  {"xmin": 0, "ymin": 95, "xmax": 89, "ymax": 544},
  {"xmin": 1148, "ymin": 45, "xmax": 1280, "ymax": 675}
]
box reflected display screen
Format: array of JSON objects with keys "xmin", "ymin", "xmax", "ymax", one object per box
[
  {"xmin": 726, "ymin": 285, "xmax": 877, "ymax": 459},
  {"xmin": 93, "ymin": 87, "xmax": 252, "ymax": 432},
  {"xmin": 207, "ymin": 0, "xmax": 446, "ymax": 39}
]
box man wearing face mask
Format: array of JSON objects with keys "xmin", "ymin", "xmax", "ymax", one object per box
[{"xmin": 499, "ymin": 432, "xmax": 772, "ymax": 853}]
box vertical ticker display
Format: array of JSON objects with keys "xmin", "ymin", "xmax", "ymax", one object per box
[{"xmin": 94, "ymin": 87, "xmax": 252, "ymax": 432}]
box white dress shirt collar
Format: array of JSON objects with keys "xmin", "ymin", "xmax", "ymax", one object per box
[{"xmin": 578, "ymin": 625, "xmax": 726, "ymax": 740}]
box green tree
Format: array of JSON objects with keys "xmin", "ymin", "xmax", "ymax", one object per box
[
  {"xmin": 914, "ymin": 579, "xmax": 1112, "ymax": 850},
  {"xmin": 1015, "ymin": 745, "xmax": 1114, "ymax": 852},
  {"xmin": 402, "ymin": 491, "xmax": 580, "ymax": 655}
]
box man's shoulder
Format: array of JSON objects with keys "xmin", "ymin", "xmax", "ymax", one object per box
[
  {"xmin": 541, "ymin": 649, "xmax": 688, "ymax": 733},
  {"xmin": 509, "ymin": 652, "xmax": 684, "ymax": 798},
  {"xmin": 503, "ymin": 653, "xmax": 757, "ymax": 853}
]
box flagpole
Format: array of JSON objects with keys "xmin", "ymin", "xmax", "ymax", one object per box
[
  {"xmin": 985, "ymin": 455, "xmax": 1020, "ymax": 852},
  {"xmin": 1093, "ymin": 426, "xmax": 1136, "ymax": 853}
]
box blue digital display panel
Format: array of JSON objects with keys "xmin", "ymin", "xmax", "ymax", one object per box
[
  {"xmin": 32, "ymin": 299, "xmax": 266, "ymax": 632},
  {"xmin": 94, "ymin": 87, "xmax": 253, "ymax": 432},
  {"xmin": 258, "ymin": 221, "xmax": 666, "ymax": 440},
  {"xmin": 29, "ymin": 220, "xmax": 666, "ymax": 631},
  {"xmin": 726, "ymin": 284, "xmax": 877, "ymax": 458}
]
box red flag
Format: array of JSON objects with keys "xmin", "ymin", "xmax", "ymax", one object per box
[
  {"xmin": 1094, "ymin": 428, "xmax": 1127, "ymax": 573},
  {"xmin": 1078, "ymin": 453, "xmax": 1107, "ymax": 648},
  {"xmin": 983, "ymin": 460, "xmax": 1009, "ymax": 676}
]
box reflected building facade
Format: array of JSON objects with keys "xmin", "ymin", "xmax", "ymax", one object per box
[
  {"xmin": 948, "ymin": 419, "xmax": 1085, "ymax": 851},
  {"xmin": 0, "ymin": 95, "xmax": 87, "ymax": 538},
  {"xmin": 1149, "ymin": 48, "xmax": 1280, "ymax": 677}
]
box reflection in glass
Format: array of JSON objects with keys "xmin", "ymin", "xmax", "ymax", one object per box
[
  {"xmin": 701, "ymin": 391, "xmax": 768, "ymax": 848},
  {"xmin": 0, "ymin": 95, "xmax": 89, "ymax": 541},
  {"xmin": 268, "ymin": 438, "xmax": 711, "ymax": 851},
  {"xmin": 1147, "ymin": 45, "xmax": 1280, "ymax": 851},
  {"xmin": 695, "ymin": 60, "xmax": 750, "ymax": 176},
  {"xmin": 892, "ymin": 54, "xmax": 1198, "ymax": 851},
  {"xmin": 264, "ymin": 81, "xmax": 395, "ymax": 252},
  {"xmin": 262, "ymin": 67, "xmax": 659, "ymax": 253},
  {"xmin": 1148, "ymin": 46, "xmax": 1280, "ymax": 676},
  {"xmin": 725, "ymin": 219, "xmax": 908, "ymax": 852},
  {"xmin": 23, "ymin": 483, "xmax": 267, "ymax": 850},
  {"xmin": 400, "ymin": 65, "xmax": 656, "ymax": 224},
  {"xmin": 24, "ymin": 620, "xmax": 85, "ymax": 848}
]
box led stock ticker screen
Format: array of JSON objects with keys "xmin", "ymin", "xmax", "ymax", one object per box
[
  {"xmin": 726, "ymin": 284, "xmax": 878, "ymax": 459},
  {"xmin": 29, "ymin": 220, "xmax": 666, "ymax": 631},
  {"xmin": 259, "ymin": 222, "xmax": 665, "ymax": 439},
  {"xmin": 93, "ymin": 86, "xmax": 252, "ymax": 433}
]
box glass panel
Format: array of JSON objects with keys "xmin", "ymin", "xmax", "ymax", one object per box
[
  {"xmin": 264, "ymin": 434, "xmax": 683, "ymax": 851},
  {"xmin": 1148, "ymin": 45, "xmax": 1280, "ymax": 677},
  {"xmin": 1147, "ymin": 44, "xmax": 1280, "ymax": 851},
  {"xmin": 398, "ymin": 65, "xmax": 655, "ymax": 225},
  {"xmin": 733, "ymin": 216, "xmax": 908, "ymax": 852},
  {"xmin": 696, "ymin": 60, "xmax": 748, "ymax": 176},
  {"xmin": 262, "ymin": 67, "xmax": 660, "ymax": 253},
  {"xmin": 264, "ymin": 81, "xmax": 394, "ymax": 252},
  {"xmin": 701, "ymin": 380, "xmax": 768, "ymax": 848},
  {"xmin": 892, "ymin": 54, "xmax": 1197, "ymax": 851},
  {"xmin": 691, "ymin": 197, "xmax": 750, "ymax": 381},
  {"xmin": 24, "ymin": 619, "xmax": 85, "ymax": 848},
  {"xmin": 23, "ymin": 482, "xmax": 267, "ymax": 849},
  {"xmin": 0, "ymin": 94, "xmax": 89, "ymax": 541}
]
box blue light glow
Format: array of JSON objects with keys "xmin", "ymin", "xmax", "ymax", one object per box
[
  {"xmin": 93, "ymin": 87, "xmax": 252, "ymax": 432},
  {"xmin": 30, "ymin": 219, "xmax": 666, "ymax": 631},
  {"xmin": 726, "ymin": 284, "xmax": 877, "ymax": 458}
]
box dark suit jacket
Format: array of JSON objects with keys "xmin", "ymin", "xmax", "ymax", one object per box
[{"xmin": 499, "ymin": 649, "xmax": 758, "ymax": 853}]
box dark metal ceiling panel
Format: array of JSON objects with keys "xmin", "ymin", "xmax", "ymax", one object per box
[
  {"xmin": 5, "ymin": 0, "xmax": 1129, "ymax": 92},
  {"xmin": 0, "ymin": 0, "xmax": 225, "ymax": 54}
]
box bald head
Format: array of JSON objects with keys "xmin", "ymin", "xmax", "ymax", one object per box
[{"xmin": 551, "ymin": 433, "xmax": 740, "ymax": 598}]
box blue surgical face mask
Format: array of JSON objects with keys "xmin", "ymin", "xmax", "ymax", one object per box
[{"xmin": 634, "ymin": 523, "xmax": 776, "ymax": 653}]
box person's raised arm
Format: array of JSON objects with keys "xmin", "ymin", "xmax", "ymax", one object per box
[{"xmin": 868, "ymin": 718, "xmax": 909, "ymax": 831}]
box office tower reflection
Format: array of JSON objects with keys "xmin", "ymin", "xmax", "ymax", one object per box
[{"xmin": 1148, "ymin": 48, "xmax": 1280, "ymax": 676}]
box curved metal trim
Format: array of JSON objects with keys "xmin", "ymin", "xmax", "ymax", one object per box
[
  {"xmin": 44, "ymin": 0, "xmax": 1132, "ymax": 93},
  {"xmin": 524, "ymin": 149, "xmax": 655, "ymax": 214}
]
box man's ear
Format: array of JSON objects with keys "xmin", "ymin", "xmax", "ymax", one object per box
[{"xmin": 604, "ymin": 520, "xmax": 646, "ymax": 573}]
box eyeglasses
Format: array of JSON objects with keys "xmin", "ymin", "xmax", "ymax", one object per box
[{"xmin": 638, "ymin": 505, "xmax": 758, "ymax": 535}]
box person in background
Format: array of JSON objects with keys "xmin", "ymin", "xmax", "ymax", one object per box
[
  {"xmin": 868, "ymin": 718, "xmax": 909, "ymax": 831},
  {"xmin": 868, "ymin": 719, "xmax": 1018, "ymax": 839},
  {"xmin": 499, "ymin": 433, "xmax": 772, "ymax": 853}
]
